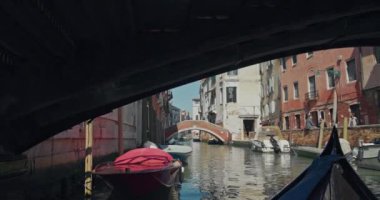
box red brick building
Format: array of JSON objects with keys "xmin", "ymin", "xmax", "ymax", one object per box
[
  {"xmin": 359, "ymin": 47, "xmax": 380, "ymax": 124},
  {"xmin": 280, "ymin": 48, "xmax": 373, "ymax": 130}
]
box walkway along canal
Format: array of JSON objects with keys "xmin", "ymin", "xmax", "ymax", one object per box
[{"xmin": 93, "ymin": 141, "xmax": 380, "ymax": 199}]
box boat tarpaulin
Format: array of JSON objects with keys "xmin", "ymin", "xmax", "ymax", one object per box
[{"xmin": 114, "ymin": 148, "xmax": 173, "ymax": 172}]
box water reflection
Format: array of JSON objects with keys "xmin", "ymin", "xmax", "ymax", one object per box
[
  {"xmin": 181, "ymin": 142, "xmax": 380, "ymax": 200},
  {"xmin": 95, "ymin": 142, "xmax": 380, "ymax": 199}
]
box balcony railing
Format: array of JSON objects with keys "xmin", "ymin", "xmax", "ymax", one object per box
[
  {"xmin": 305, "ymin": 90, "xmax": 318, "ymax": 100},
  {"xmin": 239, "ymin": 106, "xmax": 260, "ymax": 117}
]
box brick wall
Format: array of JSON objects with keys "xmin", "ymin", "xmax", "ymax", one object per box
[{"xmin": 281, "ymin": 125, "xmax": 380, "ymax": 147}]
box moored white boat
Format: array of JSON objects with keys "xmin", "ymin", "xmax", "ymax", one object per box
[
  {"xmin": 160, "ymin": 144, "xmax": 193, "ymax": 164},
  {"xmin": 355, "ymin": 142, "xmax": 380, "ymax": 171},
  {"xmin": 251, "ymin": 126, "xmax": 290, "ymax": 153}
]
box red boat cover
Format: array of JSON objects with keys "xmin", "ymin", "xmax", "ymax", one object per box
[{"xmin": 114, "ymin": 148, "xmax": 174, "ymax": 172}]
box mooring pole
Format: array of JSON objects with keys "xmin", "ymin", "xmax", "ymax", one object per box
[
  {"xmin": 318, "ymin": 120, "xmax": 325, "ymax": 149},
  {"xmin": 84, "ymin": 120, "xmax": 93, "ymax": 200},
  {"xmin": 332, "ymin": 89, "xmax": 337, "ymax": 127},
  {"xmin": 343, "ymin": 117, "xmax": 348, "ymax": 140},
  {"xmin": 118, "ymin": 108, "xmax": 124, "ymax": 155}
]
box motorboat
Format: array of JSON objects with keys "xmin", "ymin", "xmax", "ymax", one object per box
[
  {"xmin": 354, "ymin": 139, "xmax": 380, "ymax": 171},
  {"xmin": 292, "ymin": 138, "xmax": 352, "ymax": 159},
  {"xmin": 93, "ymin": 148, "xmax": 182, "ymax": 199},
  {"xmin": 160, "ymin": 144, "xmax": 192, "ymax": 164},
  {"xmin": 207, "ymin": 138, "xmax": 223, "ymax": 145},
  {"xmin": 192, "ymin": 130, "xmax": 200, "ymax": 142},
  {"xmin": 251, "ymin": 126, "xmax": 290, "ymax": 153},
  {"xmin": 272, "ymin": 127, "xmax": 376, "ymax": 200}
]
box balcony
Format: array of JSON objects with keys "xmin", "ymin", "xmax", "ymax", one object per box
[
  {"xmin": 239, "ymin": 106, "xmax": 260, "ymax": 117},
  {"xmin": 305, "ymin": 90, "xmax": 318, "ymax": 101}
]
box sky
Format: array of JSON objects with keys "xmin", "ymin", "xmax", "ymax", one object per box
[{"xmin": 171, "ymin": 81, "xmax": 200, "ymax": 115}]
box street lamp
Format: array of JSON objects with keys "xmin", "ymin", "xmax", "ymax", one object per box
[{"xmin": 308, "ymin": 67, "xmax": 341, "ymax": 127}]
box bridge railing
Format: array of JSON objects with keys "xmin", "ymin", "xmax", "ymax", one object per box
[{"xmin": 165, "ymin": 120, "xmax": 232, "ymax": 143}]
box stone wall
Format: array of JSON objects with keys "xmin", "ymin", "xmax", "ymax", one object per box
[{"xmin": 281, "ymin": 125, "xmax": 380, "ymax": 147}]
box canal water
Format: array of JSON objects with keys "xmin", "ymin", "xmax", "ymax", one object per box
[{"xmin": 95, "ymin": 142, "xmax": 380, "ymax": 199}]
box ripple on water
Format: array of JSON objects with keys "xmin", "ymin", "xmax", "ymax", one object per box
[
  {"xmin": 183, "ymin": 143, "xmax": 380, "ymax": 199},
  {"xmin": 93, "ymin": 142, "xmax": 380, "ymax": 199}
]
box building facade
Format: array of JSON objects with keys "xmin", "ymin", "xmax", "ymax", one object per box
[
  {"xmin": 259, "ymin": 59, "xmax": 282, "ymax": 127},
  {"xmin": 280, "ymin": 48, "xmax": 372, "ymax": 130},
  {"xmin": 199, "ymin": 65, "xmax": 261, "ymax": 139},
  {"xmin": 5, "ymin": 91, "xmax": 172, "ymax": 199},
  {"xmin": 359, "ymin": 47, "xmax": 380, "ymax": 124},
  {"xmin": 192, "ymin": 98, "xmax": 201, "ymax": 120},
  {"xmin": 169, "ymin": 103, "xmax": 181, "ymax": 126}
]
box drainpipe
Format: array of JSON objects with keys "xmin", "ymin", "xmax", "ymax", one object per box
[
  {"xmin": 146, "ymin": 101, "xmax": 150, "ymax": 141},
  {"xmin": 118, "ymin": 108, "xmax": 123, "ymax": 155}
]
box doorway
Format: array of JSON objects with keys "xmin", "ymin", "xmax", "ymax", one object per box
[
  {"xmin": 350, "ymin": 104, "xmax": 360, "ymax": 125},
  {"xmin": 243, "ymin": 119, "xmax": 255, "ymax": 137}
]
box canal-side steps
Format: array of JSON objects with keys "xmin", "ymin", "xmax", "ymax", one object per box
[{"xmin": 292, "ymin": 138, "xmax": 352, "ymax": 159}]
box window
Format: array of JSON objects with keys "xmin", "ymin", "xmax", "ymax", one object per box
[
  {"xmin": 310, "ymin": 111, "xmax": 318, "ymax": 126},
  {"xmin": 295, "ymin": 114, "xmax": 301, "ymax": 129},
  {"xmin": 268, "ymin": 60, "xmax": 273, "ymax": 71},
  {"xmin": 227, "ymin": 70, "xmax": 238, "ymax": 76},
  {"xmin": 267, "ymin": 77, "xmax": 274, "ymax": 94},
  {"xmin": 211, "ymin": 76, "xmax": 216, "ymax": 85},
  {"xmin": 329, "ymin": 108, "xmax": 338, "ymax": 124},
  {"xmin": 271, "ymin": 100, "xmax": 276, "ymax": 113},
  {"xmin": 375, "ymin": 47, "xmax": 380, "ymax": 63},
  {"xmin": 283, "ymin": 86, "xmax": 288, "ymax": 101},
  {"xmin": 268, "ymin": 103, "xmax": 272, "ymax": 114},
  {"xmin": 320, "ymin": 111, "xmax": 325, "ymax": 120},
  {"xmin": 376, "ymin": 90, "xmax": 380, "ymax": 108},
  {"xmin": 308, "ymin": 75, "xmax": 316, "ymax": 99},
  {"xmin": 210, "ymin": 90, "xmax": 216, "ymax": 105},
  {"xmin": 326, "ymin": 67, "xmax": 335, "ymax": 88},
  {"xmin": 293, "ymin": 82, "xmax": 299, "ymax": 99},
  {"xmin": 350, "ymin": 104, "xmax": 360, "ymax": 125},
  {"xmin": 226, "ymin": 87, "xmax": 237, "ymax": 103},
  {"xmin": 280, "ymin": 57, "xmax": 287, "ymax": 71},
  {"xmin": 291, "ymin": 55, "xmax": 297, "ymax": 65},
  {"xmin": 284, "ymin": 116, "xmax": 290, "ymax": 130},
  {"xmin": 346, "ymin": 59, "xmax": 357, "ymax": 82},
  {"xmin": 306, "ymin": 52, "xmax": 313, "ymax": 58},
  {"xmin": 219, "ymin": 88, "xmax": 223, "ymax": 104}
]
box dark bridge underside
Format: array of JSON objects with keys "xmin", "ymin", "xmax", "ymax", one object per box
[{"xmin": 1, "ymin": 0, "xmax": 380, "ymax": 153}]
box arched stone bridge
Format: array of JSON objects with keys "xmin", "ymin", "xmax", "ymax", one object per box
[{"xmin": 165, "ymin": 120, "xmax": 231, "ymax": 144}]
